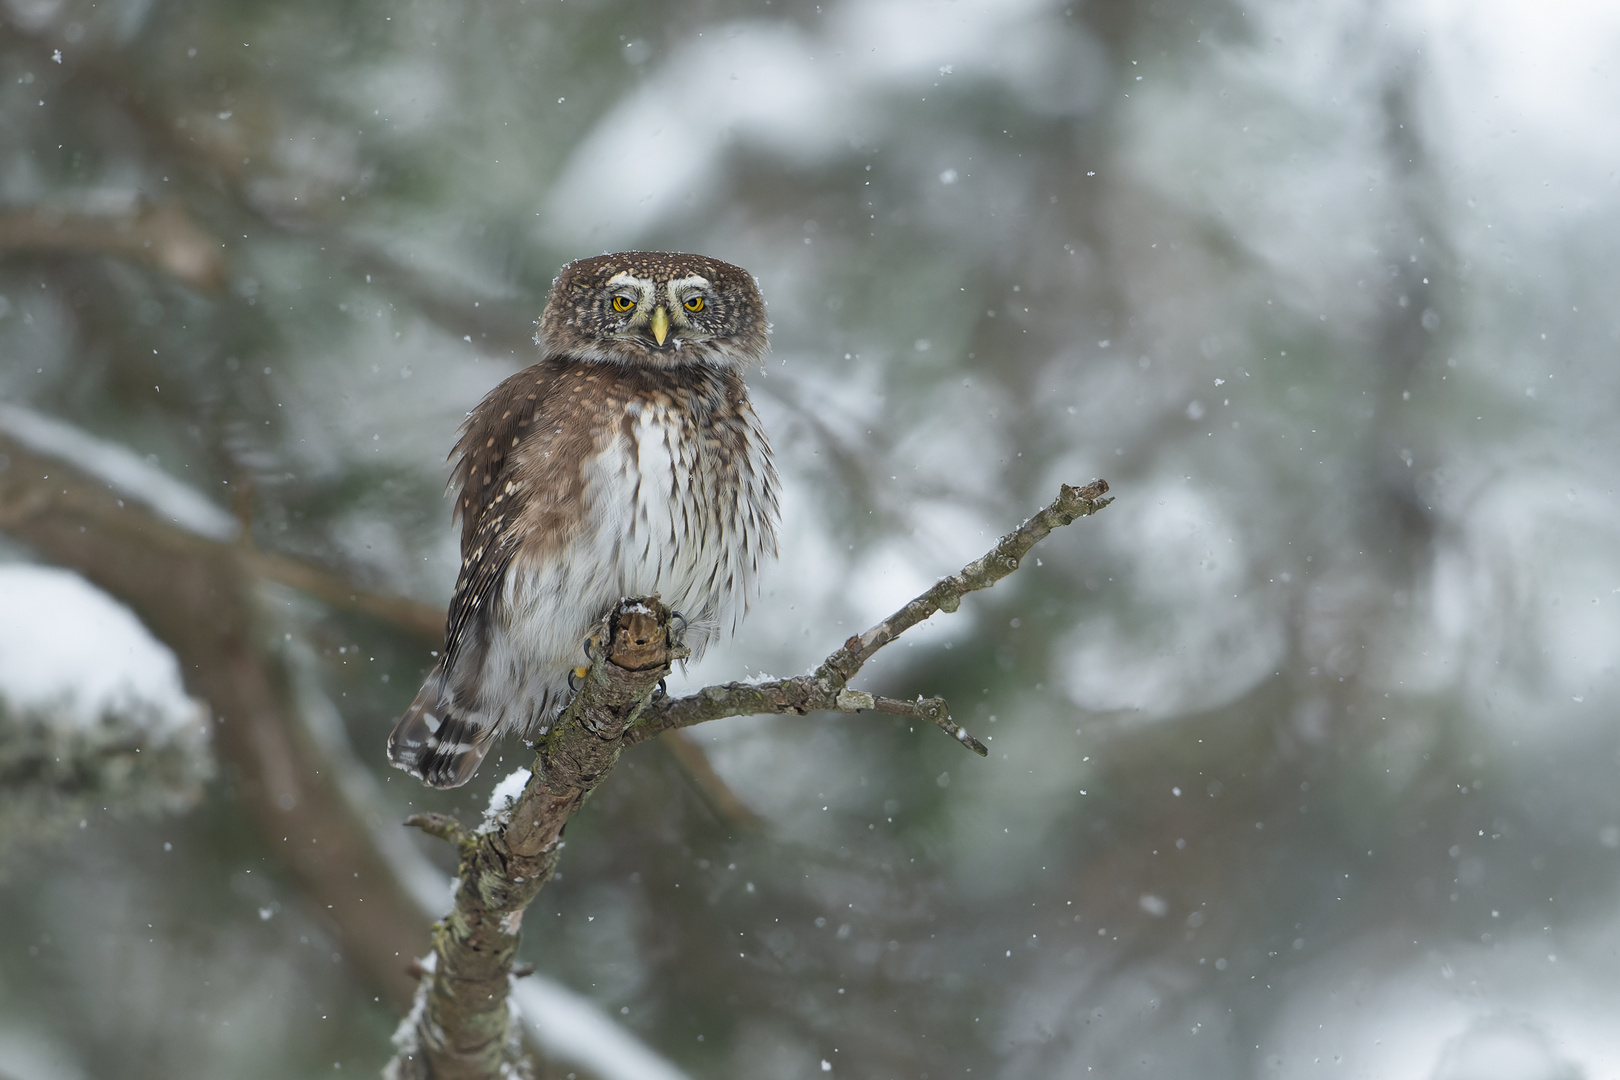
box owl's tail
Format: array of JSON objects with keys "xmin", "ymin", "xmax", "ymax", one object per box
[{"xmin": 386, "ymin": 672, "xmax": 493, "ymax": 789}]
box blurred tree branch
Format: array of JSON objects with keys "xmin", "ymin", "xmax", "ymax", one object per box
[
  {"xmin": 244, "ymin": 548, "xmax": 447, "ymax": 640},
  {"xmin": 0, "ymin": 205, "xmax": 226, "ymax": 291},
  {"xmin": 386, "ymin": 481, "xmax": 1112, "ymax": 1080},
  {"xmin": 0, "ymin": 427, "xmax": 426, "ymax": 1004}
]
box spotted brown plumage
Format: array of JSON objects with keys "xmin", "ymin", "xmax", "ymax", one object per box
[{"xmin": 387, "ymin": 252, "xmax": 779, "ymax": 788}]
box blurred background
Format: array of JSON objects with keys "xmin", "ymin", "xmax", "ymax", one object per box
[{"xmin": 2, "ymin": 0, "xmax": 1618, "ymax": 1077}]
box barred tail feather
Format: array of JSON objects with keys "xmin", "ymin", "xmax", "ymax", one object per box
[{"xmin": 386, "ymin": 676, "xmax": 493, "ymax": 789}]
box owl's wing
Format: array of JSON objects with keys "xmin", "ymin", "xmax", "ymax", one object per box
[
  {"xmin": 391, "ymin": 364, "xmax": 573, "ymax": 788},
  {"xmin": 450, "ymin": 364, "xmax": 560, "ymax": 549},
  {"xmin": 440, "ymin": 515, "xmax": 517, "ymax": 685},
  {"xmin": 385, "ymin": 504, "xmax": 516, "ymax": 789},
  {"xmin": 438, "ymin": 361, "xmax": 571, "ymax": 677},
  {"xmin": 385, "ymin": 515, "xmax": 510, "ymax": 789}
]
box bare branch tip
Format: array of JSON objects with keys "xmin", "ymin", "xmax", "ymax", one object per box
[
  {"xmin": 1061, "ymin": 478, "xmax": 1111, "ymax": 505},
  {"xmin": 956, "ymin": 728, "xmax": 991, "ymax": 757},
  {"xmin": 403, "ymin": 811, "xmax": 467, "ymax": 845},
  {"xmin": 930, "ymin": 703, "xmax": 989, "ymax": 757},
  {"xmin": 869, "ymin": 694, "xmax": 987, "ymax": 756}
]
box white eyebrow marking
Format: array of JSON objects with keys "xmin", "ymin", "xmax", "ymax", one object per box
[
  {"xmin": 605, "ymin": 272, "xmax": 656, "ymax": 296},
  {"xmin": 666, "ymin": 274, "xmax": 711, "ymax": 303}
]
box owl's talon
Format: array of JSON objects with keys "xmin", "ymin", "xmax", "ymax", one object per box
[
  {"xmin": 668, "ymin": 610, "xmax": 688, "ymax": 647},
  {"xmin": 653, "ymin": 678, "xmax": 667, "ymax": 702},
  {"xmin": 568, "ymin": 665, "xmax": 589, "ymax": 692}
]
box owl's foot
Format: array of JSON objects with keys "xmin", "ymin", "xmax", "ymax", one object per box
[
  {"xmin": 569, "ymin": 627, "xmax": 604, "ymax": 691},
  {"xmin": 668, "ymin": 610, "xmax": 688, "ymax": 649},
  {"xmin": 582, "ymin": 626, "xmax": 605, "ymax": 661}
]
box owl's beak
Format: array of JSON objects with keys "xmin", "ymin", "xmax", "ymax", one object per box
[{"xmin": 649, "ymin": 305, "xmax": 670, "ymax": 346}]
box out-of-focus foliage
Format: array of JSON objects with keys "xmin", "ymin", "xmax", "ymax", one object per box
[
  {"xmin": 3, "ymin": 0, "xmax": 1620, "ymax": 1076},
  {"xmin": 0, "ymin": 563, "xmax": 212, "ymax": 864}
]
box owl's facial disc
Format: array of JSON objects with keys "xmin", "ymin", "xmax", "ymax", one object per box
[
  {"xmin": 545, "ymin": 257, "xmax": 762, "ymax": 369},
  {"xmin": 602, "ymin": 271, "xmax": 719, "ymax": 353}
]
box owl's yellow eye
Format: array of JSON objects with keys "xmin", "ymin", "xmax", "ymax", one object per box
[
  {"xmin": 611, "ymin": 295, "xmax": 635, "ymax": 313},
  {"xmin": 683, "ymin": 296, "xmax": 706, "ymax": 313}
]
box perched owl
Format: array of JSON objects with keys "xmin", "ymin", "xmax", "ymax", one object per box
[{"xmin": 387, "ymin": 252, "xmax": 779, "ymax": 788}]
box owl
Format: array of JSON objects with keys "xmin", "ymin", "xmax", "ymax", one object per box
[{"xmin": 387, "ymin": 251, "xmax": 779, "ymax": 788}]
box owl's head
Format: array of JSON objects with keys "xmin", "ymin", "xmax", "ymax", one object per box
[{"xmin": 538, "ymin": 251, "xmax": 769, "ymax": 370}]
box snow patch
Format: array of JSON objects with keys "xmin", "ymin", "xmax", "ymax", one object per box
[
  {"xmin": 481, "ymin": 767, "xmax": 533, "ymax": 832},
  {"xmin": 0, "ymin": 563, "xmax": 205, "ymax": 736}
]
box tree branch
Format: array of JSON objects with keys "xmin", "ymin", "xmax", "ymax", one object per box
[
  {"xmin": 389, "ymin": 479, "xmax": 1111, "ymax": 1078},
  {"xmin": 656, "ymin": 729, "xmax": 764, "ymax": 831},
  {"xmin": 0, "ymin": 205, "xmax": 226, "ymax": 291},
  {"xmin": 626, "ymin": 479, "xmax": 1113, "ymax": 750},
  {"xmin": 389, "ymin": 600, "xmax": 679, "ymax": 1080}
]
